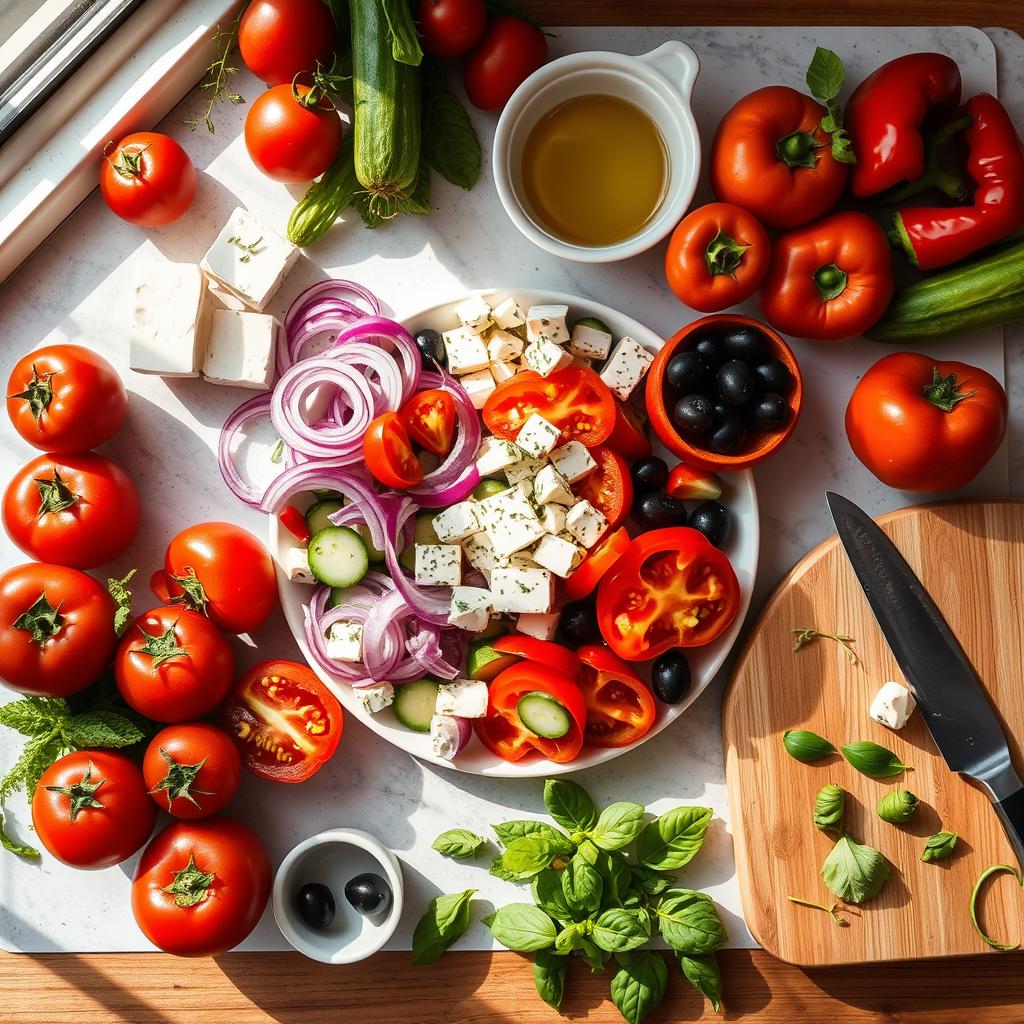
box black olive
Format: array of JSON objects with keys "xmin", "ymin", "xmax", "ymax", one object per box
[
  {"xmin": 692, "ymin": 333, "xmax": 725, "ymax": 367},
  {"xmin": 295, "ymin": 882, "xmax": 336, "ymax": 929},
  {"xmin": 709, "ymin": 409, "xmax": 746, "ymax": 453},
  {"xmin": 716, "ymin": 360, "xmax": 755, "ymax": 406},
  {"xmin": 630, "ymin": 456, "xmax": 669, "ymax": 495},
  {"xmin": 754, "ymin": 359, "xmax": 792, "ymax": 394},
  {"xmin": 637, "ymin": 492, "xmax": 689, "ymax": 528},
  {"xmin": 752, "ymin": 393, "xmax": 790, "ymax": 430},
  {"xmin": 557, "ymin": 600, "xmax": 600, "ymax": 644},
  {"xmin": 723, "ymin": 326, "xmax": 766, "ymax": 362},
  {"xmin": 672, "ymin": 394, "xmax": 714, "ymax": 435},
  {"xmin": 414, "ymin": 329, "xmax": 446, "ymax": 370},
  {"xmin": 652, "ymin": 649, "xmax": 692, "ymax": 704},
  {"xmin": 665, "ymin": 351, "xmax": 709, "ymax": 392},
  {"xmin": 689, "ymin": 500, "xmax": 731, "ymax": 548},
  {"xmin": 344, "ymin": 873, "xmax": 392, "ymax": 917}
]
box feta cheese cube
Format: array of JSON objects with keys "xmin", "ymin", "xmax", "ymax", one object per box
[
  {"xmin": 325, "ymin": 621, "xmax": 363, "ymax": 663},
  {"xmin": 129, "ymin": 262, "xmax": 209, "ymax": 378},
  {"xmin": 549, "ymin": 440, "xmax": 597, "ymax": 484},
  {"xmin": 414, "ymin": 544, "xmax": 462, "ymax": 586},
  {"xmin": 526, "ymin": 304, "xmax": 570, "ymax": 345},
  {"xmin": 870, "ymin": 681, "xmax": 917, "ymax": 730},
  {"xmin": 491, "ymin": 297, "xmax": 526, "ymax": 330},
  {"xmin": 533, "ymin": 464, "xmax": 574, "ymax": 505},
  {"xmin": 478, "ymin": 489, "xmax": 544, "ymax": 556},
  {"xmin": 565, "ymin": 500, "xmax": 608, "ymax": 548},
  {"xmin": 570, "ymin": 322, "xmax": 613, "ymax": 360},
  {"xmin": 462, "ymin": 531, "xmax": 500, "ymax": 574},
  {"xmin": 354, "ymin": 682, "xmax": 394, "ymax": 715},
  {"xmin": 460, "ymin": 366, "xmax": 497, "ymax": 409},
  {"xmin": 538, "ymin": 503, "xmax": 568, "ymax": 535},
  {"xmin": 447, "ymin": 587, "xmax": 493, "ymax": 632},
  {"xmin": 490, "ymin": 360, "xmax": 518, "ymax": 384},
  {"xmin": 202, "ymin": 309, "xmax": 277, "ymax": 389},
  {"xmin": 201, "ymin": 207, "xmax": 298, "ymax": 312},
  {"xmin": 599, "ymin": 336, "xmax": 654, "ymax": 401},
  {"xmin": 281, "ymin": 545, "xmax": 315, "ymax": 584},
  {"xmin": 505, "ymin": 450, "xmax": 546, "ymax": 484},
  {"xmin": 476, "ymin": 436, "xmax": 521, "ymax": 477},
  {"xmin": 455, "ymin": 295, "xmax": 493, "ymax": 334},
  {"xmin": 515, "ymin": 612, "xmax": 561, "ymax": 641},
  {"xmin": 485, "ymin": 327, "xmax": 524, "ymax": 363},
  {"xmin": 432, "ymin": 502, "xmax": 480, "ymax": 544},
  {"xmin": 531, "ymin": 534, "xmax": 581, "ymax": 578},
  {"xmin": 516, "ymin": 413, "xmax": 561, "ymax": 458},
  {"xmin": 498, "ymin": 550, "xmax": 537, "ymax": 569},
  {"xmin": 490, "ymin": 567, "xmax": 554, "ymax": 613},
  {"xmin": 524, "ymin": 339, "xmax": 573, "ymax": 378},
  {"xmin": 442, "ymin": 327, "xmax": 489, "ymax": 375},
  {"xmin": 436, "ymin": 678, "xmax": 489, "ymax": 718}
]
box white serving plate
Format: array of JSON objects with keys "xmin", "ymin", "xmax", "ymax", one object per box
[{"xmin": 271, "ymin": 289, "xmax": 759, "ymax": 777}]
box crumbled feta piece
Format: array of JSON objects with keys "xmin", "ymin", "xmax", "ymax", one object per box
[
  {"xmin": 326, "ymin": 621, "xmax": 363, "ymax": 663},
  {"xmin": 430, "ymin": 715, "xmax": 463, "ymax": 759},
  {"xmin": 478, "ymin": 489, "xmax": 544, "ymax": 556},
  {"xmin": 442, "ymin": 327, "xmax": 489, "ymax": 375},
  {"xmin": 538, "ymin": 503, "xmax": 568, "ymax": 535},
  {"xmin": 599, "ymin": 336, "xmax": 654, "ymax": 401},
  {"xmin": 533, "ymin": 464, "xmax": 574, "ymax": 505},
  {"xmin": 515, "ymin": 612, "xmax": 560, "ymax": 641},
  {"xmin": 531, "ymin": 534, "xmax": 580, "ymax": 578},
  {"xmin": 491, "ymin": 297, "xmax": 526, "ymax": 330},
  {"xmin": 354, "ymin": 682, "xmax": 394, "ymax": 714},
  {"xmin": 129, "ymin": 262, "xmax": 209, "ymax": 378},
  {"xmin": 281, "ymin": 545, "xmax": 315, "ymax": 584},
  {"xmin": 490, "ymin": 567, "xmax": 554, "ymax": 613},
  {"xmin": 565, "ymin": 500, "xmax": 608, "ymax": 548},
  {"xmin": 516, "ymin": 413, "xmax": 561, "ymax": 458},
  {"xmin": 498, "ymin": 550, "xmax": 537, "ymax": 569},
  {"xmin": 870, "ymin": 681, "xmax": 917, "ymax": 730},
  {"xmin": 462, "ymin": 531, "xmax": 500, "ymax": 574},
  {"xmin": 476, "ymin": 436, "xmax": 521, "ymax": 477},
  {"xmin": 549, "ymin": 440, "xmax": 597, "ymax": 484},
  {"xmin": 505, "ymin": 450, "xmax": 546, "ymax": 484},
  {"xmin": 490, "ymin": 360, "xmax": 518, "ymax": 384},
  {"xmin": 524, "ymin": 339, "xmax": 573, "ymax": 379},
  {"xmin": 414, "ymin": 544, "xmax": 462, "ymax": 586},
  {"xmin": 485, "ymin": 327, "xmax": 524, "ymax": 363},
  {"xmin": 447, "ymin": 587, "xmax": 493, "ymax": 632},
  {"xmin": 432, "ymin": 502, "xmax": 480, "ymax": 544},
  {"xmin": 202, "ymin": 309, "xmax": 277, "ymax": 390},
  {"xmin": 570, "ymin": 322, "xmax": 613, "ymax": 361},
  {"xmin": 436, "ymin": 678, "xmax": 489, "ymax": 718},
  {"xmin": 526, "ymin": 304, "xmax": 570, "ymax": 345},
  {"xmin": 460, "ymin": 366, "xmax": 496, "ymax": 409},
  {"xmin": 455, "ymin": 295, "xmax": 493, "ymax": 334}
]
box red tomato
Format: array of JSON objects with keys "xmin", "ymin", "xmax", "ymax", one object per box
[
  {"xmin": 156, "ymin": 522, "xmax": 277, "ymax": 635},
  {"xmin": 491, "ymin": 635, "xmax": 581, "ymax": 680},
  {"xmin": 115, "ymin": 607, "xmax": 234, "ymax": 723},
  {"xmin": 563, "ymin": 526, "xmax": 630, "ymax": 603},
  {"xmin": 221, "ymin": 660, "xmax": 343, "ymax": 783},
  {"xmin": 606, "ymin": 403, "xmax": 651, "ymax": 461},
  {"xmin": 418, "ymin": 0, "xmax": 487, "ymax": 59},
  {"xmin": 597, "ymin": 528, "xmax": 740, "ymax": 660},
  {"xmin": 32, "ymin": 751, "xmax": 156, "ymax": 869},
  {"xmin": 574, "ymin": 446, "xmax": 632, "ymax": 532},
  {"xmin": 464, "ymin": 16, "xmax": 547, "ymax": 111},
  {"xmin": 143, "ymin": 723, "xmax": 242, "ymax": 820},
  {"xmin": 577, "ymin": 645, "xmax": 656, "ymax": 748},
  {"xmin": 483, "ymin": 367, "xmax": 616, "ymax": 448},
  {"xmin": 6, "ymin": 345, "xmax": 126, "ymax": 453},
  {"xmin": 474, "ymin": 662, "xmax": 586, "ymax": 764},
  {"xmin": 238, "ymin": 0, "xmax": 337, "ymax": 86},
  {"xmin": 2, "ymin": 452, "xmax": 140, "ymax": 569},
  {"xmin": 132, "ymin": 817, "xmax": 271, "ymax": 957},
  {"xmin": 400, "ymin": 389, "xmax": 457, "ymax": 456},
  {"xmin": 99, "ymin": 132, "xmax": 196, "ymax": 227},
  {"xmin": 0, "ymin": 563, "xmax": 115, "ymax": 697},
  {"xmin": 364, "ymin": 412, "xmax": 424, "ymax": 489},
  {"xmin": 244, "ymin": 83, "xmax": 343, "ymax": 184}
]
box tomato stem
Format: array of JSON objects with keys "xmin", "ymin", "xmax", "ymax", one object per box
[
  {"xmin": 704, "ymin": 229, "xmax": 750, "ymax": 278},
  {"xmin": 110, "ymin": 144, "xmax": 151, "ymax": 180},
  {"xmin": 813, "ymin": 263, "xmax": 848, "ymax": 302},
  {"xmin": 13, "ymin": 592, "xmax": 64, "ymax": 646},
  {"xmin": 149, "ymin": 749, "xmax": 213, "ymax": 810},
  {"xmin": 33, "ymin": 469, "xmax": 78, "ymax": 517},
  {"xmin": 161, "ymin": 854, "xmax": 215, "ymax": 907},
  {"xmin": 133, "ymin": 624, "xmax": 190, "ymax": 667},
  {"xmin": 923, "ymin": 367, "xmax": 974, "ymax": 413},
  {"xmin": 166, "ymin": 567, "xmax": 209, "ymax": 615},
  {"xmin": 775, "ymin": 129, "xmax": 825, "ymax": 169},
  {"xmin": 46, "ymin": 761, "xmax": 106, "ymax": 823},
  {"xmin": 8, "ymin": 364, "xmax": 55, "ymax": 423}
]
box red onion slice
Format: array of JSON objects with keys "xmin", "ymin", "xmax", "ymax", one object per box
[
  {"xmin": 430, "ymin": 715, "xmax": 473, "ymax": 761},
  {"xmin": 218, "ymin": 393, "xmax": 279, "ymax": 507}
]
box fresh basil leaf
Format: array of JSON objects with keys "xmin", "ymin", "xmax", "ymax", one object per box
[
  {"xmin": 814, "ymin": 784, "xmax": 845, "ymax": 833},
  {"xmin": 678, "ymin": 953, "xmax": 722, "ymax": 1013},
  {"xmin": 610, "ymin": 950, "xmax": 668, "ymax": 1024},
  {"xmin": 921, "ymin": 830, "xmax": 958, "ymax": 862},
  {"xmin": 422, "ymin": 64, "xmax": 481, "ymax": 191},
  {"xmin": 0, "ymin": 696, "xmax": 69, "ymax": 737},
  {"xmin": 488, "ymin": 853, "xmax": 518, "ymax": 881},
  {"xmin": 657, "ymin": 889, "xmax": 727, "ymax": 954},
  {"xmin": 532, "ymin": 869, "xmax": 573, "ymax": 922},
  {"xmin": 0, "ymin": 810, "xmax": 38, "ymax": 859},
  {"xmin": 635, "ymin": 806, "xmax": 713, "ymax": 870},
  {"xmin": 554, "ymin": 920, "xmax": 585, "ymax": 954},
  {"xmin": 782, "ymin": 729, "xmax": 835, "ymax": 763},
  {"xmin": 876, "ymin": 790, "xmax": 918, "ymax": 825},
  {"xmin": 580, "ymin": 936, "xmax": 605, "ymax": 973},
  {"xmin": 486, "ymin": 903, "xmax": 557, "ymax": 952},
  {"xmin": 591, "ymin": 801, "xmax": 645, "ymax": 851},
  {"xmin": 432, "ymin": 828, "xmax": 486, "ymax": 859},
  {"xmin": 840, "ymin": 741, "xmax": 912, "ymax": 779},
  {"xmin": 630, "ymin": 865, "xmax": 674, "ymax": 897},
  {"xmin": 411, "ymin": 889, "xmax": 476, "ymax": 965},
  {"xmin": 543, "ymin": 778, "xmax": 598, "ymax": 833},
  {"xmin": 379, "ymin": 0, "xmax": 423, "ymax": 66},
  {"xmin": 576, "ymin": 840, "xmax": 630, "ymax": 904},
  {"xmin": 62, "ymin": 711, "xmax": 144, "ymax": 749},
  {"xmin": 500, "ymin": 834, "xmax": 573, "ymax": 880},
  {"xmin": 821, "ymin": 836, "xmax": 891, "ymax": 903},
  {"xmin": 533, "ymin": 950, "xmax": 568, "ymax": 1010},
  {"xmin": 561, "ymin": 855, "xmax": 603, "ymax": 917},
  {"xmin": 592, "ymin": 908, "xmax": 651, "ymax": 953},
  {"xmin": 805, "ymin": 46, "xmax": 845, "ymax": 104},
  {"xmin": 398, "ymin": 159, "xmax": 431, "ymax": 216},
  {"xmin": 493, "ymin": 819, "xmax": 568, "ymax": 847}
]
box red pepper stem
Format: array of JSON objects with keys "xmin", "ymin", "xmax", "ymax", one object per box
[{"xmin": 886, "ymin": 115, "xmax": 974, "ymax": 204}]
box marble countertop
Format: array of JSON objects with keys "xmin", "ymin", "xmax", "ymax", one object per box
[{"xmin": 0, "ymin": 24, "xmax": 1021, "ymax": 954}]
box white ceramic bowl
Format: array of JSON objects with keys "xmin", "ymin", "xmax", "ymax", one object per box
[
  {"xmin": 273, "ymin": 828, "xmax": 403, "ymax": 964},
  {"xmin": 493, "ymin": 42, "xmax": 701, "ymax": 263},
  {"xmin": 270, "ymin": 289, "xmax": 758, "ymax": 777}
]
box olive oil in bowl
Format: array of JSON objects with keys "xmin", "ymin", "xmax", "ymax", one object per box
[{"xmin": 521, "ymin": 94, "xmax": 668, "ymax": 248}]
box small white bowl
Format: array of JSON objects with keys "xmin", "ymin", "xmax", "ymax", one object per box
[
  {"xmin": 493, "ymin": 41, "xmax": 701, "ymax": 263},
  {"xmin": 272, "ymin": 828, "xmax": 403, "ymax": 964}
]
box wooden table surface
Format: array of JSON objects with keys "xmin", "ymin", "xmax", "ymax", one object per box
[{"xmin": 6, "ymin": 2, "xmax": 1024, "ymax": 1022}]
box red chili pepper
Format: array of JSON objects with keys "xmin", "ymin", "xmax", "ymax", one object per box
[
  {"xmin": 889, "ymin": 94, "xmax": 1024, "ymax": 271},
  {"xmin": 278, "ymin": 505, "xmax": 311, "ymax": 544}
]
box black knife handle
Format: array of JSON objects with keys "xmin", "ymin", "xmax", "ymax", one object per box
[{"xmin": 993, "ymin": 787, "xmax": 1024, "ymax": 870}]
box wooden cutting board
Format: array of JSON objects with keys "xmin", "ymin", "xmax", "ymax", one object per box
[{"xmin": 723, "ymin": 500, "xmax": 1024, "ymax": 966}]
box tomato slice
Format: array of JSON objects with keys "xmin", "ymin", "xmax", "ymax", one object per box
[
  {"xmin": 577, "ymin": 645, "xmax": 657, "ymax": 748},
  {"xmin": 400, "ymin": 388, "xmax": 457, "ymax": 456},
  {"xmin": 564, "ymin": 526, "xmax": 631, "ymax": 602},
  {"xmin": 483, "ymin": 367, "xmax": 616, "ymax": 448},
  {"xmin": 474, "ymin": 661, "xmax": 586, "ymax": 764},
  {"xmin": 597, "ymin": 527, "xmax": 740, "ymax": 660},
  {"xmin": 574, "ymin": 446, "xmax": 632, "ymax": 532},
  {"xmin": 221, "ymin": 660, "xmax": 343, "ymax": 782},
  {"xmin": 491, "ymin": 635, "xmax": 581, "ymax": 680},
  {"xmin": 364, "ymin": 412, "xmax": 424, "ymax": 489},
  {"xmin": 606, "ymin": 403, "xmax": 651, "ymax": 461}
]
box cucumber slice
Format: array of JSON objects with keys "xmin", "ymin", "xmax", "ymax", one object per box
[
  {"xmin": 393, "ymin": 678, "xmax": 440, "ymax": 732},
  {"xmin": 312, "ymin": 488, "xmax": 344, "ymax": 500},
  {"xmin": 517, "ymin": 691, "xmax": 571, "ymax": 739},
  {"xmin": 467, "ymin": 639, "xmax": 518, "ymax": 681},
  {"xmin": 399, "ymin": 511, "xmax": 442, "ymax": 572},
  {"xmin": 471, "ymin": 478, "xmax": 509, "ymax": 501},
  {"xmin": 306, "ymin": 499, "xmax": 345, "ymax": 537},
  {"xmin": 573, "ymin": 316, "xmax": 611, "ymax": 336},
  {"xmin": 307, "ymin": 526, "xmax": 369, "ymax": 588}
]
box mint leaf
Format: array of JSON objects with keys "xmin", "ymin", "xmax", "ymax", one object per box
[
  {"xmin": 62, "ymin": 711, "xmax": 144, "ymax": 749},
  {"xmin": 543, "ymin": 778, "xmax": 598, "ymax": 833},
  {"xmin": 610, "ymin": 950, "xmax": 668, "ymax": 1024},
  {"xmin": 106, "ymin": 569, "xmax": 137, "ymax": 637},
  {"xmin": 533, "ymin": 951, "xmax": 568, "ymax": 1010},
  {"xmin": 411, "ymin": 889, "xmax": 476, "ymax": 965},
  {"xmin": 486, "ymin": 903, "xmax": 557, "ymax": 952},
  {"xmin": 560, "ymin": 855, "xmax": 603, "ymax": 917},
  {"xmin": 678, "ymin": 953, "xmax": 722, "ymax": 1013},
  {"xmin": 592, "ymin": 907, "xmax": 651, "ymax": 953},
  {"xmin": 591, "ymin": 801, "xmax": 645, "ymax": 851},
  {"xmin": 821, "ymin": 836, "xmax": 891, "ymax": 903},
  {"xmin": 657, "ymin": 889, "xmax": 728, "ymax": 954},
  {"xmin": 432, "ymin": 828, "xmax": 485, "ymax": 859},
  {"xmin": 805, "ymin": 46, "xmax": 845, "ymax": 104},
  {"xmin": 1, "ymin": 732, "xmax": 67, "ymax": 803},
  {"xmin": 0, "ymin": 810, "xmax": 38, "ymax": 859},
  {"xmin": 0, "ymin": 696, "xmax": 69, "ymax": 737},
  {"xmin": 636, "ymin": 806, "xmax": 713, "ymax": 870}
]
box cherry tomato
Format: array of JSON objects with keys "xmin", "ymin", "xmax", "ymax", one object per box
[
  {"xmin": 100, "ymin": 132, "xmax": 196, "ymax": 227},
  {"xmin": 400, "ymin": 389, "xmax": 457, "ymax": 456},
  {"xmin": 605, "ymin": 403, "xmax": 651, "ymax": 461},
  {"xmin": 221, "ymin": 660, "xmax": 343, "ymax": 783},
  {"xmin": 418, "ymin": 0, "xmax": 487, "ymax": 59},
  {"xmin": 577, "ymin": 645, "xmax": 657, "ymax": 748},
  {"xmin": 364, "ymin": 412, "xmax": 424, "ymax": 489},
  {"xmin": 2, "ymin": 452, "xmax": 140, "ymax": 569},
  {"xmin": 0, "ymin": 563, "xmax": 115, "ymax": 697},
  {"xmin": 491, "ymin": 635, "xmax": 581, "ymax": 680},
  {"xmin": 143, "ymin": 723, "xmax": 242, "ymax": 820},
  {"xmin": 6, "ymin": 345, "xmax": 126, "ymax": 453},
  {"xmin": 238, "ymin": 0, "xmax": 337, "ymax": 86},
  {"xmin": 32, "ymin": 751, "xmax": 156, "ymax": 869},
  {"xmin": 563, "ymin": 527, "xmax": 630, "ymax": 603},
  {"xmin": 132, "ymin": 817, "xmax": 271, "ymax": 957},
  {"xmin": 115, "ymin": 607, "xmax": 235, "ymax": 723},
  {"xmin": 464, "ymin": 16, "xmax": 547, "ymax": 111},
  {"xmin": 574, "ymin": 446, "xmax": 632, "ymax": 532}
]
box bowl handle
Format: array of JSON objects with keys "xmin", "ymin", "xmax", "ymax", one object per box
[{"xmin": 636, "ymin": 40, "xmax": 700, "ymax": 103}]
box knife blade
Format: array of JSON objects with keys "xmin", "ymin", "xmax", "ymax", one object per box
[{"xmin": 826, "ymin": 491, "xmax": 1024, "ymax": 867}]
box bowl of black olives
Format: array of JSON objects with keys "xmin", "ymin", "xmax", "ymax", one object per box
[
  {"xmin": 273, "ymin": 828, "xmax": 403, "ymax": 963},
  {"xmin": 644, "ymin": 314, "xmax": 802, "ymax": 469}
]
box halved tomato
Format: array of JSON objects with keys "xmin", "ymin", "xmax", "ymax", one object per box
[
  {"xmin": 400, "ymin": 389, "xmax": 457, "ymax": 456},
  {"xmin": 606, "ymin": 403, "xmax": 651, "ymax": 461},
  {"xmin": 364, "ymin": 413, "xmax": 424, "ymax": 489},
  {"xmin": 577, "ymin": 645, "xmax": 656, "ymax": 748},
  {"xmin": 564, "ymin": 526, "xmax": 630, "ymax": 602},
  {"xmin": 221, "ymin": 660, "xmax": 343, "ymax": 782},
  {"xmin": 574, "ymin": 446, "xmax": 632, "ymax": 532},
  {"xmin": 491, "ymin": 635, "xmax": 581, "ymax": 680}
]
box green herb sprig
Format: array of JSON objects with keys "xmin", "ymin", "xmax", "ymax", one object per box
[{"xmin": 841, "ymin": 741, "xmax": 912, "ymax": 779}]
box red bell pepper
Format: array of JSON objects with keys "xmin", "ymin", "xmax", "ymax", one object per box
[
  {"xmin": 846, "ymin": 53, "xmax": 962, "ymax": 198},
  {"xmin": 889, "ymin": 94, "xmax": 1024, "ymax": 271}
]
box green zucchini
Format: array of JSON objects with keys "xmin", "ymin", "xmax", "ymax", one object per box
[
  {"xmin": 287, "ymin": 134, "xmax": 359, "ymax": 246},
  {"xmin": 869, "ymin": 240, "xmax": 1024, "ymax": 341}
]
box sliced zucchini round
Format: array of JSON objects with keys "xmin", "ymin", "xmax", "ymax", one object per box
[{"xmin": 307, "ymin": 526, "xmax": 369, "ymax": 588}]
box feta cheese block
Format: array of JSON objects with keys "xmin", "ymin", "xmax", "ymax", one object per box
[
  {"xmin": 201, "ymin": 207, "xmax": 298, "ymax": 311},
  {"xmin": 462, "ymin": 531, "xmax": 500, "ymax": 574},
  {"xmin": 526, "ymin": 304, "xmax": 570, "ymax": 345},
  {"xmin": 460, "ymin": 366, "xmax": 497, "ymax": 410},
  {"xmin": 325, "ymin": 621, "xmax": 363, "ymax": 663},
  {"xmin": 566, "ymin": 499, "xmax": 608, "ymax": 548},
  {"xmin": 531, "ymin": 534, "xmax": 580, "ymax": 578},
  {"xmin": 505, "ymin": 450, "xmax": 546, "ymax": 485},
  {"xmin": 128, "ymin": 261, "xmax": 210, "ymax": 377},
  {"xmin": 497, "ymin": 550, "xmax": 537, "ymax": 569},
  {"xmin": 485, "ymin": 327, "xmax": 524, "ymax": 363},
  {"xmin": 202, "ymin": 309, "xmax": 277, "ymax": 389},
  {"xmin": 524, "ymin": 338, "xmax": 573, "ymax": 379},
  {"xmin": 455, "ymin": 294, "xmax": 493, "ymax": 334},
  {"xmin": 414, "ymin": 544, "xmax": 462, "ymax": 586},
  {"xmin": 533, "ymin": 464, "xmax": 574, "ymax": 505},
  {"xmin": 478, "ymin": 488, "xmax": 544, "ymax": 556},
  {"xmin": 570, "ymin": 321, "xmax": 613, "ymax": 361},
  {"xmin": 447, "ymin": 586, "xmax": 493, "ymax": 632},
  {"xmin": 432, "ymin": 501, "xmax": 480, "ymax": 543},
  {"xmin": 599, "ymin": 336, "xmax": 654, "ymax": 401},
  {"xmin": 538, "ymin": 503, "xmax": 568, "ymax": 535},
  {"xmin": 355, "ymin": 682, "xmax": 394, "ymax": 715},
  {"xmin": 490, "ymin": 566, "xmax": 554, "ymax": 613},
  {"xmin": 515, "ymin": 612, "xmax": 560, "ymax": 642},
  {"xmin": 476, "ymin": 436, "xmax": 521, "ymax": 477},
  {"xmin": 869, "ymin": 681, "xmax": 917, "ymax": 730},
  {"xmin": 280, "ymin": 545, "xmax": 316, "ymax": 584},
  {"xmin": 442, "ymin": 326, "xmax": 489, "ymax": 375},
  {"xmin": 491, "ymin": 296, "xmax": 526, "ymax": 329},
  {"xmin": 549, "ymin": 440, "xmax": 597, "ymax": 484},
  {"xmin": 516, "ymin": 413, "xmax": 561, "ymax": 458},
  {"xmin": 490, "ymin": 360, "xmax": 518, "ymax": 384},
  {"xmin": 436, "ymin": 678, "xmax": 489, "ymax": 718}
]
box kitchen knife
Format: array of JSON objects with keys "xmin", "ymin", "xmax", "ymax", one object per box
[{"xmin": 826, "ymin": 490, "xmax": 1024, "ymax": 867}]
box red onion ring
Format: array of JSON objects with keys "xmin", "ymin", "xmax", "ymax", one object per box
[
  {"xmin": 218, "ymin": 393, "xmax": 277, "ymax": 507},
  {"xmin": 335, "ymin": 316, "xmax": 420, "ymax": 398}
]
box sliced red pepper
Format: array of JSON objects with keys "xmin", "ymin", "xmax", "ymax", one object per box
[
  {"xmin": 564, "ymin": 527, "xmax": 630, "ymax": 603},
  {"xmin": 491, "ymin": 636, "xmax": 581, "ymax": 680},
  {"xmin": 606, "ymin": 403, "xmax": 651, "ymax": 461},
  {"xmin": 577, "ymin": 645, "xmax": 657, "ymax": 748},
  {"xmin": 279, "ymin": 506, "xmax": 312, "ymax": 544}
]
